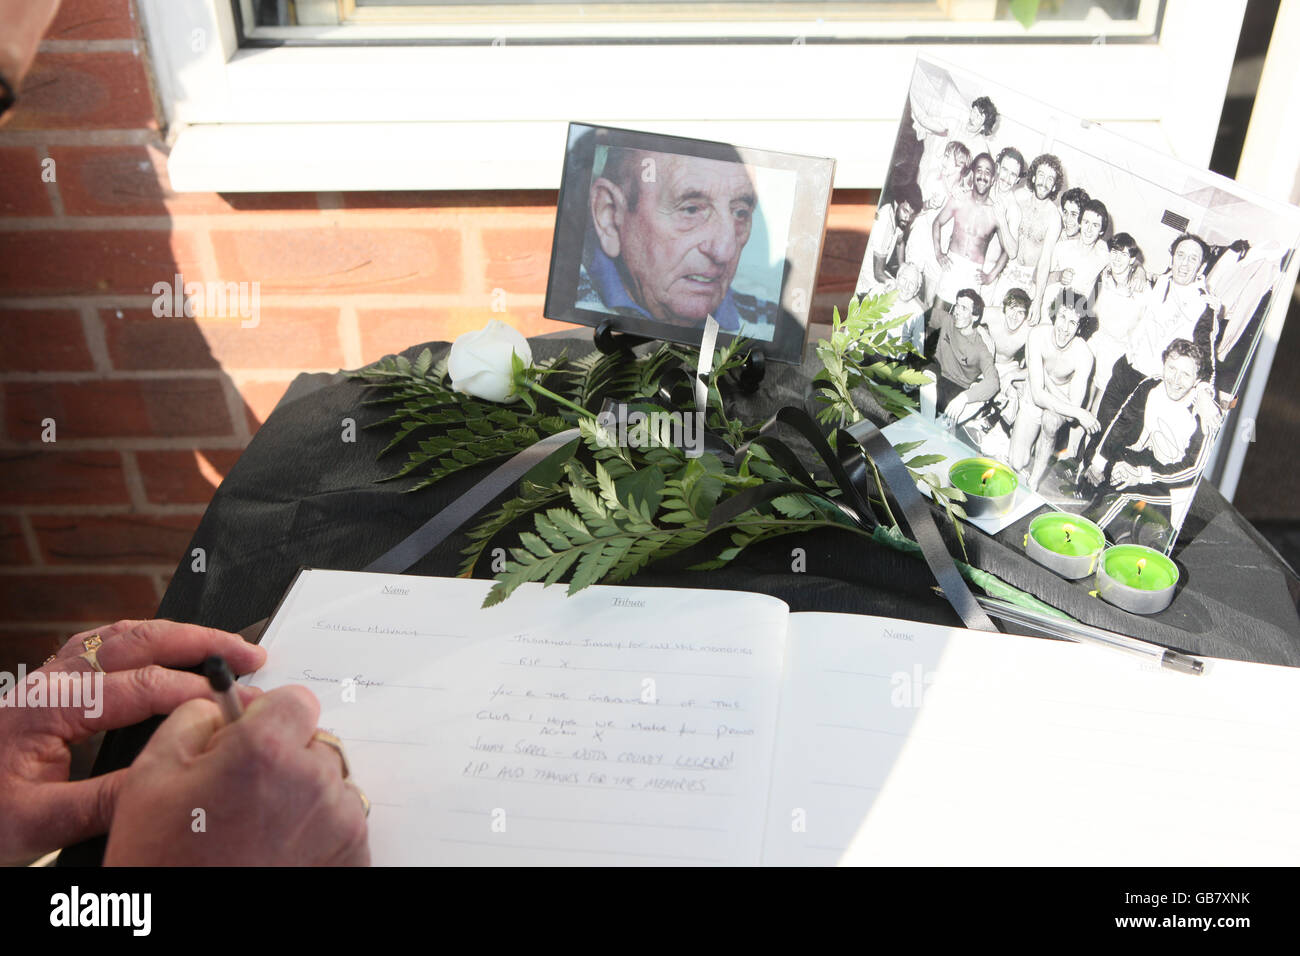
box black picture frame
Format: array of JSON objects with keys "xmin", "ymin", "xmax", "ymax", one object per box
[{"xmin": 545, "ymin": 122, "xmax": 834, "ymax": 366}]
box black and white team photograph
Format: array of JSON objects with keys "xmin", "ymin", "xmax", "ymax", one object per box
[{"xmin": 858, "ymin": 56, "xmax": 1300, "ymax": 551}]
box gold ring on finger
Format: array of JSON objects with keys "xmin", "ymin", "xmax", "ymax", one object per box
[{"xmin": 311, "ymin": 730, "xmax": 350, "ymax": 779}]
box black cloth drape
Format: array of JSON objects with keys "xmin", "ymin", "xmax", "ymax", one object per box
[{"xmin": 59, "ymin": 329, "xmax": 1300, "ymax": 865}]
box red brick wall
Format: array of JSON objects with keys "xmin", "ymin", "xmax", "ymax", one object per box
[{"xmin": 0, "ymin": 0, "xmax": 876, "ymax": 670}]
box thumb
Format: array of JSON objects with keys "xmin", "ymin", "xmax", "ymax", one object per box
[
  {"xmin": 20, "ymin": 701, "xmax": 231, "ymax": 861},
  {"xmin": 18, "ymin": 700, "xmax": 228, "ymax": 859},
  {"xmin": 26, "ymin": 768, "xmax": 130, "ymax": 857},
  {"xmin": 140, "ymin": 697, "xmax": 225, "ymax": 764}
]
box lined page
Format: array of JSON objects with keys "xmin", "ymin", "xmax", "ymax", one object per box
[
  {"xmin": 764, "ymin": 612, "xmax": 1300, "ymax": 866},
  {"xmin": 247, "ymin": 570, "xmax": 789, "ymax": 866},
  {"xmin": 761, "ymin": 612, "xmax": 947, "ymax": 865}
]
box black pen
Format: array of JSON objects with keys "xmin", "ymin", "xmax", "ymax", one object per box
[{"xmin": 203, "ymin": 656, "xmax": 245, "ymax": 722}]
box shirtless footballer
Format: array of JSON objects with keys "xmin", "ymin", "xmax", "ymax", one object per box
[
  {"xmin": 1002, "ymin": 153, "xmax": 1065, "ymax": 325},
  {"xmin": 1010, "ymin": 291, "xmax": 1101, "ymax": 491},
  {"xmin": 931, "ymin": 153, "xmax": 1018, "ymax": 315}
]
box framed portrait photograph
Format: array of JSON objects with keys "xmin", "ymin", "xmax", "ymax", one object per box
[
  {"xmin": 546, "ymin": 123, "xmax": 835, "ymax": 366},
  {"xmin": 863, "ymin": 55, "xmax": 1300, "ymax": 553}
]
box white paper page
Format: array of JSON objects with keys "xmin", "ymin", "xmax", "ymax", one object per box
[
  {"xmin": 761, "ymin": 612, "xmax": 949, "ymax": 865},
  {"xmin": 247, "ymin": 570, "xmax": 789, "ymax": 866},
  {"xmin": 764, "ymin": 612, "xmax": 1300, "ymax": 866}
]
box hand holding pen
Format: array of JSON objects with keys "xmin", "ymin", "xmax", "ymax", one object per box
[{"xmin": 104, "ymin": 657, "xmax": 371, "ymax": 866}]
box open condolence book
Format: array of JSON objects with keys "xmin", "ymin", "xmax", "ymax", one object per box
[{"xmin": 248, "ymin": 569, "xmax": 1300, "ymax": 866}]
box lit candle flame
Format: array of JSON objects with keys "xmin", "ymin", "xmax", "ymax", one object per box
[
  {"xmin": 1136, "ymin": 557, "xmax": 1147, "ymax": 577},
  {"xmin": 981, "ymin": 467, "xmax": 996, "ymax": 487},
  {"xmin": 1062, "ymin": 522, "xmax": 1076, "ymax": 544}
]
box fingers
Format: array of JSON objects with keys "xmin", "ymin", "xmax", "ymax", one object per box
[
  {"xmin": 21, "ymin": 768, "xmax": 130, "ymax": 860},
  {"xmin": 52, "ymin": 620, "xmax": 145, "ymax": 662},
  {"xmin": 225, "ymin": 686, "xmax": 322, "ymax": 757},
  {"xmin": 51, "ymin": 667, "xmax": 225, "ymax": 740},
  {"xmin": 142, "ymin": 698, "xmax": 225, "ymax": 764},
  {"xmin": 307, "ymin": 731, "xmax": 350, "ymax": 780},
  {"xmin": 49, "ymin": 620, "xmax": 265, "ymax": 676},
  {"xmin": 219, "ymin": 686, "xmax": 369, "ymax": 864},
  {"xmin": 96, "ymin": 620, "xmax": 267, "ymax": 675}
]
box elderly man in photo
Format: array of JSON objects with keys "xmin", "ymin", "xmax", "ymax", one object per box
[
  {"xmin": 1010, "ymin": 290, "xmax": 1100, "ymax": 490},
  {"xmin": 1084, "ymin": 339, "xmax": 1220, "ymax": 532},
  {"xmin": 580, "ymin": 148, "xmax": 778, "ymax": 335}
]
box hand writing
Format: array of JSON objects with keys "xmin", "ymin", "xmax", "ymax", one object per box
[
  {"xmin": 0, "ymin": 619, "xmax": 265, "ymax": 864},
  {"xmin": 105, "ymin": 686, "xmax": 370, "ymax": 866}
]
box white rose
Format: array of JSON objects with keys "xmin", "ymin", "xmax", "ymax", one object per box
[{"xmin": 447, "ymin": 319, "xmax": 533, "ymax": 403}]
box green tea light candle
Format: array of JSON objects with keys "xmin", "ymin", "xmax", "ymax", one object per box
[
  {"xmin": 1096, "ymin": 544, "xmax": 1179, "ymax": 614},
  {"xmin": 1025, "ymin": 512, "xmax": 1106, "ymax": 580},
  {"xmin": 949, "ymin": 457, "xmax": 1018, "ymax": 519}
]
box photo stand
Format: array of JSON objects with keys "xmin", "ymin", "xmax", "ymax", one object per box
[
  {"xmin": 592, "ymin": 320, "xmax": 653, "ymax": 356},
  {"xmin": 593, "ymin": 320, "xmax": 767, "ymax": 402},
  {"xmin": 735, "ymin": 347, "xmax": 767, "ymax": 394}
]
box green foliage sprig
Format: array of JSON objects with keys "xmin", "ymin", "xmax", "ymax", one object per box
[
  {"xmin": 468, "ymin": 417, "xmax": 860, "ymax": 608},
  {"xmin": 351, "ymin": 344, "xmax": 688, "ymax": 491},
  {"xmin": 813, "ymin": 293, "xmax": 931, "ymax": 423},
  {"xmin": 812, "ymin": 293, "xmax": 973, "ymax": 556},
  {"xmin": 350, "ymin": 349, "xmax": 570, "ymax": 491},
  {"xmin": 353, "ymin": 329, "xmax": 1068, "ymax": 621}
]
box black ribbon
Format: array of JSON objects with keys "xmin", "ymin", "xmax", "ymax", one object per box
[
  {"xmin": 363, "ymin": 350, "xmax": 713, "ymax": 581},
  {"xmin": 363, "ymin": 427, "xmax": 582, "ymax": 574},
  {"xmin": 752, "ymin": 406, "xmax": 879, "ymax": 526},
  {"xmin": 340, "ymin": 401, "xmax": 993, "ymax": 632},
  {"xmin": 716, "ymin": 407, "xmax": 994, "ymax": 631},
  {"xmin": 841, "ymin": 418, "xmax": 996, "ymax": 631},
  {"xmin": 706, "ymin": 480, "xmax": 863, "ymax": 531}
]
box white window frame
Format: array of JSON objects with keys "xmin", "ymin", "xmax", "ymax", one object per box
[
  {"xmin": 144, "ymin": 0, "xmax": 1247, "ymax": 194},
  {"xmin": 251, "ymin": 0, "xmax": 1166, "ymax": 42}
]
